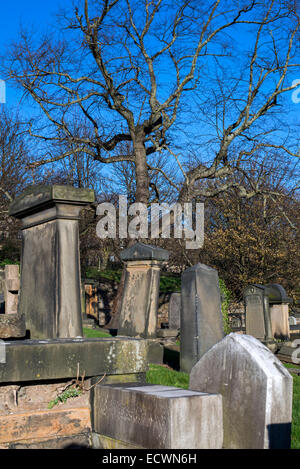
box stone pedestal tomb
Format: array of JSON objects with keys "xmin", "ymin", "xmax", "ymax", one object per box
[
  {"xmin": 118, "ymin": 243, "xmax": 169, "ymax": 339},
  {"xmin": 9, "ymin": 185, "xmax": 95, "ymax": 339}
]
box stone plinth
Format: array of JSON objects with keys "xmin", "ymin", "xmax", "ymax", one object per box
[
  {"xmin": 180, "ymin": 263, "xmax": 224, "ymax": 373},
  {"xmin": 9, "ymin": 185, "xmax": 95, "ymax": 339},
  {"xmin": 93, "ymin": 383, "xmax": 223, "ymax": 449},
  {"xmin": 118, "ymin": 243, "xmax": 169, "ymax": 338},
  {"xmin": 189, "ymin": 333, "xmax": 293, "ymax": 449}
]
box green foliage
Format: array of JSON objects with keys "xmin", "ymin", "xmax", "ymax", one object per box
[
  {"xmin": 0, "ymin": 258, "xmax": 20, "ymax": 267},
  {"xmin": 159, "ymin": 275, "xmax": 181, "ymax": 293},
  {"xmin": 85, "ymin": 267, "xmax": 121, "ymax": 282},
  {"xmin": 0, "ymin": 241, "xmax": 20, "ymax": 265},
  {"xmin": 48, "ymin": 387, "xmax": 82, "ymax": 409},
  {"xmin": 219, "ymin": 278, "xmax": 232, "ymax": 335}
]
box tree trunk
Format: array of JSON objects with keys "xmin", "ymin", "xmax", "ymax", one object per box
[
  {"xmin": 133, "ymin": 127, "xmax": 149, "ymax": 205},
  {"xmin": 107, "ymin": 128, "xmax": 150, "ymax": 332}
]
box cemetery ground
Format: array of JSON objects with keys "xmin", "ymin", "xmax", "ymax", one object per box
[{"xmin": 83, "ymin": 327, "xmax": 300, "ymax": 449}]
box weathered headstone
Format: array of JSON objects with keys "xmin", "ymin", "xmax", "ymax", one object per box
[
  {"xmin": 266, "ymin": 284, "xmax": 291, "ymax": 341},
  {"xmin": 4, "ymin": 265, "xmax": 20, "ymax": 314},
  {"xmin": 244, "ymin": 284, "xmax": 291, "ymax": 342},
  {"xmin": 244, "ymin": 284, "xmax": 273, "ymax": 342},
  {"xmin": 189, "ymin": 333, "xmax": 293, "ymax": 449},
  {"xmin": 93, "ymin": 383, "xmax": 223, "ymax": 449},
  {"xmin": 9, "ymin": 185, "xmax": 95, "ymax": 339},
  {"xmin": 270, "ymin": 304, "xmax": 290, "ymax": 340},
  {"xmin": 180, "ymin": 263, "xmax": 224, "ymax": 373},
  {"xmin": 118, "ymin": 243, "xmax": 169, "ymax": 338},
  {"xmin": 168, "ymin": 292, "xmax": 181, "ymax": 330}
]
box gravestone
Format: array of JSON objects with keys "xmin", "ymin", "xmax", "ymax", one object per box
[
  {"xmin": 9, "ymin": 185, "xmax": 95, "ymax": 339},
  {"xmin": 189, "ymin": 333, "xmax": 293, "ymax": 449},
  {"xmin": 266, "ymin": 284, "xmax": 291, "ymax": 341},
  {"xmin": 118, "ymin": 243, "xmax": 169, "ymax": 339},
  {"xmin": 180, "ymin": 263, "xmax": 224, "ymax": 373},
  {"xmin": 168, "ymin": 292, "xmax": 181, "ymax": 330},
  {"xmin": 93, "ymin": 383, "xmax": 223, "ymax": 449},
  {"xmin": 244, "ymin": 284, "xmax": 291, "ymax": 342},
  {"xmin": 270, "ymin": 304, "xmax": 290, "ymax": 340},
  {"xmin": 244, "ymin": 285, "xmax": 273, "ymax": 342},
  {"xmin": 4, "ymin": 265, "xmax": 20, "ymax": 314}
]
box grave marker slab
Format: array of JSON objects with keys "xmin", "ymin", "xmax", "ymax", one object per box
[
  {"xmin": 180, "ymin": 263, "xmax": 224, "ymax": 373},
  {"xmin": 189, "ymin": 333, "xmax": 293, "ymax": 449}
]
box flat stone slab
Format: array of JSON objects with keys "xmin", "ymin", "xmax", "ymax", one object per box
[
  {"xmin": 0, "ymin": 338, "xmax": 161, "ymax": 383},
  {"xmin": 93, "ymin": 383, "xmax": 223, "ymax": 449},
  {"xmin": 189, "ymin": 333, "xmax": 293, "ymax": 449}
]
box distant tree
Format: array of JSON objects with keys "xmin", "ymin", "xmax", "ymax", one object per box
[
  {"xmin": 199, "ymin": 172, "xmax": 300, "ymax": 297},
  {"xmin": 0, "ymin": 108, "xmax": 32, "ymax": 260}
]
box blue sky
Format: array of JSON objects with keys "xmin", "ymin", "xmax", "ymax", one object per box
[
  {"xmin": 0, "ymin": 0, "xmax": 298, "ymax": 187},
  {"xmin": 0, "ymin": 0, "xmax": 62, "ymax": 47},
  {"xmin": 0, "ymin": 0, "xmax": 64, "ymax": 106}
]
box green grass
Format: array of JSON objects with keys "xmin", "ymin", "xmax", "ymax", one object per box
[
  {"xmin": 83, "ymin": 327, "xmax": 112, "ymax": 338},
  {"xmin": 284, "ymin": 364, "xmax": 300, "ymax": 449},
  {"xmin": 146, "ymin": 364, "xmax": 189, "ymax": 389}
]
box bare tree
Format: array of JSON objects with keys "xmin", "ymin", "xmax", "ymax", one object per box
[
  {"xmin": 0, "ymin": 108, "xmax": 30, "ymax": 207},
  {"xmin": 175, "ymin": 0, "xmax": 299, "ymax": 206},
  {"xmin": 5, "ymin": 0, "xmax": 273, "ymax": 206}
]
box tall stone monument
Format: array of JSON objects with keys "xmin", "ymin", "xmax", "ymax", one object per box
[
  {"xmin": 9, "ymin": 185, "xmax": 95, "ymax": 339},
  {"xmin": 117, "ymin": 242, "xmax": 169, "ymax": 338},
  {"xmin": 180, "ymin": 263, "xmax": 224, "ymax": 373}
]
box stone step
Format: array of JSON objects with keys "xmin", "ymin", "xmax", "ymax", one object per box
[{"xmin": 93, "ymin": 383, "xmax": 223, "ymax": 449}]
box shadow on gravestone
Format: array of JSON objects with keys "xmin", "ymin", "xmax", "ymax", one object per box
[{"xmin": 189, "ymin": 333, "xmax": 293, "ymax": 449}]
